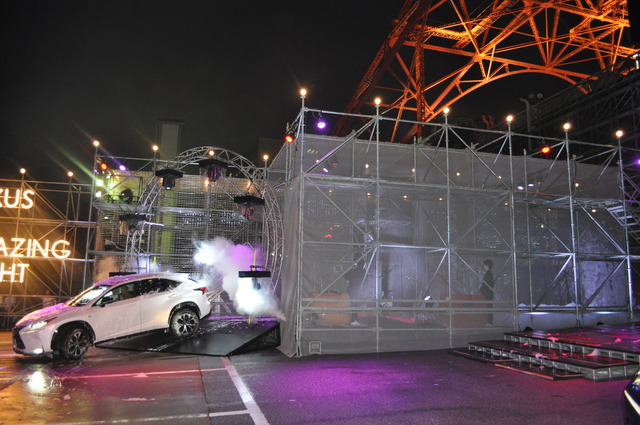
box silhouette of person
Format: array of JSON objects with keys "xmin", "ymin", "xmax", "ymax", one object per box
[{"xmin": 480, "ymin": 259, "xmax": 494, "ymax": 325}]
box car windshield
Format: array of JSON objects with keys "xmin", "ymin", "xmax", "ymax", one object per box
[{"xmin": 66, "ymin": 284, "xmax": 112, "ymax": 306}]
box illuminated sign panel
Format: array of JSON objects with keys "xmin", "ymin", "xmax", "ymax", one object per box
[
  {"xmin": 0, "ymin": 187, "xmax": 71, "ymax": 283},
  {"xmin": 0, "ymin": 188, "xmax": 35, "ymax": 209}
]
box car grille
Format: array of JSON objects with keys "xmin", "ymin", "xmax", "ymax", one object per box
[{"xmin": 12, "ymin": 326, "xmax": 25, "ymax": 349}]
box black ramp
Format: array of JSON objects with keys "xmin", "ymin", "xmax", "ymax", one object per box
[
  {"xmin": 97, "ymin": 318, "xmax": 280, "ymax": 356},
  {"xmin": 171, "ymin": 319, "xmax": 280, "ymax": 356}
]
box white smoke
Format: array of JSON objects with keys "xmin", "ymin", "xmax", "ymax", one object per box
[
  {"xmin": 94, "ymin": 256, "xmax": 118, "ymax": 282},
  {"xmin": 194, "ymin": 237, "xmax": 285, "ymax": 320}
]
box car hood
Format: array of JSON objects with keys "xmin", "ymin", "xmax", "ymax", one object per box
[{"xmin": 16, "ymin": 303, "xmax": 77, "ymax": 326}]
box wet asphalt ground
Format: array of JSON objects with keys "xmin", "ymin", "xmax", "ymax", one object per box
[{"xmin": 0, "ymin": 331, "xmax": 630, "ymax": 425}]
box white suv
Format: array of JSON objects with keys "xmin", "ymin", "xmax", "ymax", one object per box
[{"xmin": 13, "ymin": 272, "xmax": 212, "ymax": 360}]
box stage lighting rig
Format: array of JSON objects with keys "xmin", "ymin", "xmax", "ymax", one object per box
[
  {"xmin": 234, "ymin": 195, "xmax": 265, "ymax": 220},
  {"xmin": 198, "ymin": 158, "xmax": 228, "ymax": 182},
  {"xmin": 155, "ymin": 168, "xmax": 183, "ymax": 190}
]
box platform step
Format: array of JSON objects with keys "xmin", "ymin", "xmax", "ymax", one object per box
[
  {"xmin": 495, "ymin": 361, "xmax": 584, "ymax": 381},
  {"xmin": 468, "ymin": 340, "xmax": 638, "ymax": 381},
  {"xmin": 448, "ymin": 348, "xmax": 512, "ymax": 364}
]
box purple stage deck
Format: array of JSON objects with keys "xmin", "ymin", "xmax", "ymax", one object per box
[{"xmin": 506, "ymin": 322, "xmax": 640, "ymax": 354}]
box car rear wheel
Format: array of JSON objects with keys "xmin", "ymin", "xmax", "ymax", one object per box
[
  {"xmin": 170, "ymin": 308, "xmax": 199, "ymax": 338},
  {"xmin": 58, "ymin": 327, "xmax": 91, "ymax": 360}
]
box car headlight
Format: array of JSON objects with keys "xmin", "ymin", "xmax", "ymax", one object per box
[{"xmin": 29, "ymin": 317, "xmax": 57, "ymax": 330}]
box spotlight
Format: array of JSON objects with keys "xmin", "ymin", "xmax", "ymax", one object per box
[
  {"xmin": 155, "ymin": 168, "xmax": 183, "ymax": 190},
  {"xmin": 284, "ymin": 133, "xmax": 295, "ymax": 143},
  {"xmin": 541, "ymin": 145, "xmax": 551, "ymax": 155},
  {"xmin": 198, "ymin": 158, "xmax": 228, "ymax": 182},
  {"xmin": 234, "ymin": 195, "xmax": 265, "ymax": 220},
  {"xmin": 97, "ymin": 160, "xmax": 109, "ymax": 172},
  {"xmin": 118, "ymin": 214, "xmax": 146, "ymax": 235},
  {"xmin": 316, "ymin": 116, "xmax": 327, "ymax": 130},
  {"xmin": 118, "ymin": 164, "xmax": 127, "ymax": 171}
]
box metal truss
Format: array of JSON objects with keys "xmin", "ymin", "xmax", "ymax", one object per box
[
  {"xmin": 0, "ymin": 178, "xmax": 92, "ymax": 329},
  {"xmin": 91, "ymin": 147, "xmax": 283, "ymax": 294},
  {"xmin": 335, "ymin": 0, "xmax": 638, "ymax": 143}
]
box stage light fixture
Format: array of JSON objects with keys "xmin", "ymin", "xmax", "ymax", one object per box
[
  {"xmin": 239, "ymin": 267, "xmax": 271, "ymax": 291},
  {"xmin": 234, "ymin": 195, "xmax": 265, "ymax": 220},
  {"xmin": 541, "ymin": 145, "xmax": 551, "ymax": 154},
  {"xmin": 155, "ymin": 168, "xmax": 183, "ymax": 190},
  {"xmin": 506, "ymin": 115, "xmax": 513, "ymax": 123},
  {"xmin": 316, "ymin": 116, "xmax": 327, "ymax": 130},
  {"xmin": 118, "ymin": 164, "xmax": 126, "ymax": 171},
  {"xmin": 285, "ymin": 133, "xmax": 295, "ymax": 143},
  {"xmin": 198, "ymin": 158, "xmax": 228, "ymax": 182},
  {"xmin": 98, "ymin": 161, "xmax": 109, "ymax": 172},
  {"xmin": 118, "ymin": 213, "xmax": 146, "ymax": 235}
]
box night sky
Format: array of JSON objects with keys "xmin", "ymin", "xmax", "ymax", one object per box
[{"xmin": 0, "ymin": 1, "xmax": 404, "ymax": 181}]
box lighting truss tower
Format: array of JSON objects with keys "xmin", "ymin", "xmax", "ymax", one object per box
[{"xmin": 335, "ymin": 0, "xmax": 637, "ymax": 143}]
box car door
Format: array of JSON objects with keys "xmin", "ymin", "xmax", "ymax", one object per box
[
  {"xmin": 86, "ymin": 282, "xmax": 142, "ymax": 342},
  {"xmin": 137, "ymin": 279, "xmax": 179, "ymax": 332}
]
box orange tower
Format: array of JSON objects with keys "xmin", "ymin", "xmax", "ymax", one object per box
[{"xmin": 335, "ymin": 0, "xmax": 638, "ymax": 142}]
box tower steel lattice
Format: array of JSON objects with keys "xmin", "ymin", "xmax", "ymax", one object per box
[{"xmin": 335, "ymin": 0, "xmax": 638, "ymax": 143}]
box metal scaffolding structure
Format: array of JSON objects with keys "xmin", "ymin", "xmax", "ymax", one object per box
[
  {"xmin": 0, "ymin": 176, "xmax": 92, "ymax": 329},
  {"xmin": 273, "ymin": 100, "xmax": 640, "ymax": 356},
  {"xmin": 89, "ymin": 146, "xmax": 282, "ymax": 296}
]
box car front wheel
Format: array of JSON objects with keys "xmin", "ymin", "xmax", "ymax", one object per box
[
  {"xmin": 170, "ymin": 308, "xmax": 200, "ymax": 338},
  {"xmin": 58, "ymin": 327, "xmax": 91, "ymax": 360}
]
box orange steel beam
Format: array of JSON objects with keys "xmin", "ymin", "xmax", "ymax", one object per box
[{"xmin": 335, "ymin": 0, "xmax": 637, "ymax": 142}]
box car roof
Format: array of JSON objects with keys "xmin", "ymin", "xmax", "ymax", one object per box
[{"xmin": 94, "ymin": 272, "xmax": 191, "ymax": 287}]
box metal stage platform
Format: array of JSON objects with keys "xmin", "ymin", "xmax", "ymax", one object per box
[
  {"xmin": 96, "ymin": 317, "xmax": 280, "ymax": 356},
  {"xmin": 451, "ymin": 323, "xmax": 640, "ymax": 381}
]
